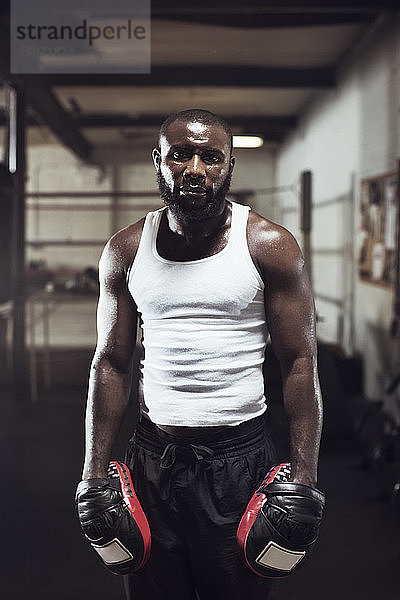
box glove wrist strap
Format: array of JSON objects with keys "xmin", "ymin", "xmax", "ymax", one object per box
[{"xmin": 75, "ymin": 477, "xmax": 121, "ymax": 501}]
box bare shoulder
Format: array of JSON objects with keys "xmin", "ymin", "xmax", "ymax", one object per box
[
  {"xmin": 247, "ymin": 210, "xmax": 304, "ymax": 280},
  {"xmin": 100, "ymin": 217, "xmax": 146, "ymax": 281}
]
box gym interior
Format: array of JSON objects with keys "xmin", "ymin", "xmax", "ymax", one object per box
[{"xmin": 1, "ymin": 2, "xmax": 400, "ymax": 599}]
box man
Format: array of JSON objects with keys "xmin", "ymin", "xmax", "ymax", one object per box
[{"xmin": 79, "ymin": 109, "xmax": 323, "ymax": 599}]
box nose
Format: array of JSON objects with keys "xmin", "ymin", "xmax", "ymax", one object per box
[{"xmin": 184, "ymin": 153, "xmax": 206, "ymax": 179}]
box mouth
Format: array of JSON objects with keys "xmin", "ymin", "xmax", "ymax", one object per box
[{"xmin": 180, "ymin": 184, "xmax": 208, "ymax": 197}]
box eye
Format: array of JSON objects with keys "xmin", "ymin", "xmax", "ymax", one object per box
[
  {"xmin": 171, "ymin": 150, "xmax": 192, "ymax": 161},
  {"xmin": 201, "ymin": 152, "xmax": 222, "ymax": 165}
]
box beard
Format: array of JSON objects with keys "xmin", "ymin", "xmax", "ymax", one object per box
[{"xmin": 157, "ymin": 169, "xmax": 232, "ymax": 223}]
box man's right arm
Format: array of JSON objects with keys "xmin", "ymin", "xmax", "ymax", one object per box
[{"xmin": 82, "ymin": 229, "xmax": 139, "ymax": 480}]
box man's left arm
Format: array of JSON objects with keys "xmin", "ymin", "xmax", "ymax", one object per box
[
  {"xmin": 259, "ymin": 223, "xmax": 322, "ymax": 488},
  {"xmin": 239, "ymin": 215, "xmax": 324, "ymax": 578}
]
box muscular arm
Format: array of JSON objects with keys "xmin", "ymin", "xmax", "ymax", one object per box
[
  {"xmin": 249, "ymin": 214, "xmax": 323, "ymax": 487},
  {"xmin": 82, "ymin": 225, "xmax": 142, "ymax": 480}
]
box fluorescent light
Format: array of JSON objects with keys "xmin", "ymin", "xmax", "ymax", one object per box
[{"xmin": 232, "ymin": 135, "xmax": 264, "ymax": 149}]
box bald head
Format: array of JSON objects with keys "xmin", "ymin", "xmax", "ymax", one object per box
[{"xmin": 159, "ymin": 109, "xmax": 233, "ymax": 154}]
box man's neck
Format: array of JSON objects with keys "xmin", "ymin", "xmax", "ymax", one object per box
[{"xmin": 165, "ymin": 200, "xmax": 231, "ymax": 243}]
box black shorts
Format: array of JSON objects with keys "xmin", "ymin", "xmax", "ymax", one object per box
[{"xmin": 123, "ymin": 413, "xmax": 278, "ymax": 600}]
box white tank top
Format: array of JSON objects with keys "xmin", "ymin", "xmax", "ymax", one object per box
[{"xmin": 127, "ymin": 201, "xmax": 268, "ymax": 426}]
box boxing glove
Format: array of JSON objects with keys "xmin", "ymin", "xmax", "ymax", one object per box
[
  {"xmin": 237, "ymin": 463, "xmax": 325, "ymax": 578},
  {"xmin": 76, "ymin": 461, "xmax": 151, "ymax": 575}
]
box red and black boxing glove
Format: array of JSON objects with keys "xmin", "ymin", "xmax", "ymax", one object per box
[
  {"xmin": 76, "ymin": 461, "xmax": 151, "ymax": 575},
  {"xmin": 237, "ymin": 463, "xmax": 325, "ymax": 578}
]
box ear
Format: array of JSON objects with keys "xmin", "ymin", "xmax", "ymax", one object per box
[
  {"xmin": 152, "ymin": 148, "xmax": 161, "ymax": 171},
  {"xmin": 230, "ymin": 156, "xmax": 236, "ymax": 171}
]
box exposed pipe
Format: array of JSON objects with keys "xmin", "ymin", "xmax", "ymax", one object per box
[{"xmin": 11, "ymin": 85, "xmax": 28, "ymax": 401}]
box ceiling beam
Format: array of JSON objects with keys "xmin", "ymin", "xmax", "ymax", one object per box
[
  {"xmin": 0, "ymin": 20, "xmax": 93, "ymax": 162},
  {"xmin": 151, "ymin": 0, "xmax": 399, "ymax": 11},
  {"xmin": 24, "ymin": 85, "xmax": 93, "ymax": 161},
  {"xmin": 0, "ymin": 112, "xmax": 295, "ymax": 144},
  {"xmin": 0, "ymin": 112, "xmax": 297, "ymax": 137},
  {"xmin": 150, "ymin": 0, "xmax": 399, "ymax": 27},
  {"xmin": 153, "ymin": 12, "xmax": 378, "ymax": 28},
  {"xmin": 150, "ymin": 0, "xmax": 398, "ymax": 28},
  {"xmin": 43, "ymin": 66, "xmax": 335, "ymax": 88},
  {"xmin": 76, "ymin": 114, "xmax": 296, "ymax": 142}
]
